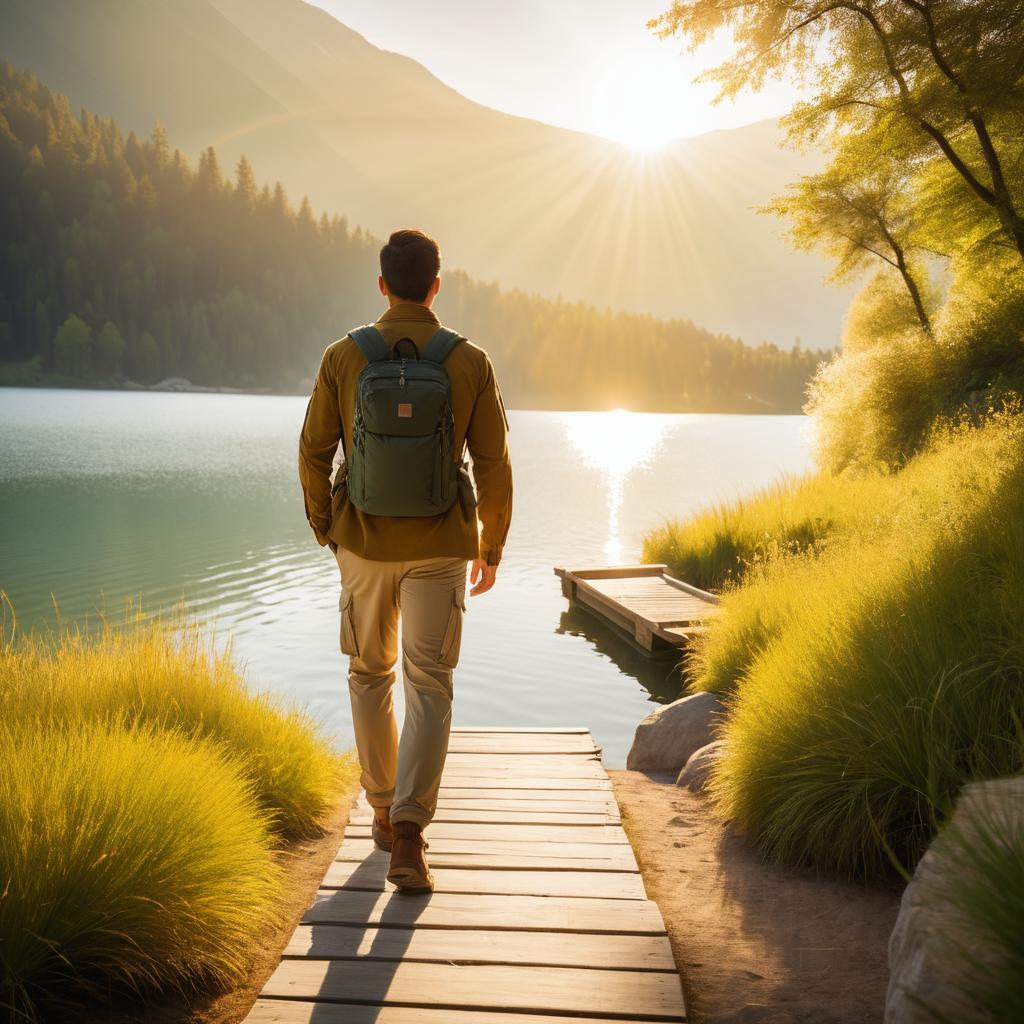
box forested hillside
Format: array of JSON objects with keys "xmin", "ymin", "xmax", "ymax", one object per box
[
  {"xmin": 0, "ymin": 65, "xmax": 824, "ymax": 411},
  {"xmin": 0, "ymin": 0, "xmax": 850, "ymax": 347}
]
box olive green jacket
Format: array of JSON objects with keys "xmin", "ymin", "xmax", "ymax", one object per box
[{"xmin": 298, "ymin": 302, "xmax": 513, "ymax": 565}]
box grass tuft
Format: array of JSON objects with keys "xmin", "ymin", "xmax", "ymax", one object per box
[
  {"xmin": 646, "ymin": 412, "xmax": 1024, "ymax": 878},
  {"xmin": 0, "ymin": 721, "xmax": 284, "ymax": 1021},
  {"xmin": 0, "ymin": 614, "xmax": 348, "ymax": 838}
]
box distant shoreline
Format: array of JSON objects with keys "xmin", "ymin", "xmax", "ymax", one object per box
[{"xmin": 0, "ymin": 381, "xmax": 800, "ymax": 415}]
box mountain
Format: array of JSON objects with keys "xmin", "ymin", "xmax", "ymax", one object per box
[
  {"xmin": 0, "ymin": 0, "xmax": 851, "ymax": 348},
  {"xmin": 0, "ymin": 65, "xmax": 824, "ymax": 411}
]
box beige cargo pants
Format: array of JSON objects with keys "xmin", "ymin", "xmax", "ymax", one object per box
[{"xmin": 335, "ymin": 546, "xmax": 468, "ymax": 827}]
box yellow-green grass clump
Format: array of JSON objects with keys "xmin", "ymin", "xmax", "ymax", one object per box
[
  {"xmin": 0, "ymin": 721, "xmax": 284, "ymax": 1021},
  {"xmin": 643, "ymin": 410, "xmax": 1013, "ymax": 592},
  {"xmin": 667, "ymin": 414, "xmax": 1024, "ymax": 878},
  {"xmin": 1, "ymin": 616, "xmax": 347, "ymax": 837}
]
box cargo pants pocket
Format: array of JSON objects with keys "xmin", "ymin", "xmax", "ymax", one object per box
[
  {"xmin": 339, "ymin": 590, "xmax": 359, "ymax": 657},
  {"xmin": 438, "ymin": 588, "xmax": 467, "ymax": 669}
]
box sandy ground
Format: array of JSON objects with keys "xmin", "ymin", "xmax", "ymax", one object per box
[
  {"xmin": 81, "ymin": 783, "xmax": 359, "ymax": 1024},
  {"xmin": 610, "ymin": 770, "xmax": 902, "ymax": 1024}
]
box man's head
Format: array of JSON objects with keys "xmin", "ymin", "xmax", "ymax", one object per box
[{"xmin": 379, "ymin": 229, "xmax": 441, "ymax": 306}]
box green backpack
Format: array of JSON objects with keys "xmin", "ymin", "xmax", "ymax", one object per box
[{"xmin": 345, "ymin": 324, "xmax": 465, "ymax": 517}]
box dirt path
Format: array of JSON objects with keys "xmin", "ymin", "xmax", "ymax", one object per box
[{"xmin": 610, "ymin": 770, "xmax": 901, "ymax": 1024}]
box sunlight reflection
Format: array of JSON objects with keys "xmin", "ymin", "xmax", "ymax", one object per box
[{"xmin": 561, "ymin": 409, "xmax": 677, "ymax": 562}]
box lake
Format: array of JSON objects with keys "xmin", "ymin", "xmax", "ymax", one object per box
[{"xmin": 0, "ymin": 388, "xmax": 814, "ymax": 766}]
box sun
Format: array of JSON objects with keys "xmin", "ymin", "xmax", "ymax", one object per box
[{"xmin": 590, "ymin": 54, "xmax": 684, "ymax": 153}]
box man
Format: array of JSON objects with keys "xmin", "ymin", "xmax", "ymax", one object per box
[{"xmin": 298, "ymin": 229, "xmax": 513, "ymax": 892}]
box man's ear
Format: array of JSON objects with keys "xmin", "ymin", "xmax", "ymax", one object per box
[
  {"xmin": 430, "ymin": 276, "xmax": 441, "ymax": 299},
  {"xmin": 378, "ymin": 275, "xmax": 388, "ymax": 298}
]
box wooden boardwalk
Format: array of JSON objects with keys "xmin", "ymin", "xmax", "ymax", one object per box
[
  {"xmin": 245, "ymin": 727, "xmax": 685, "ymax": 1023},
  {"xmin": 554, "ymin": 565, "xmax": 720, "ymax": 653}
]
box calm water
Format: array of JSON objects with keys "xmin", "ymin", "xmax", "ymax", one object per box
[{"xmin": 0, "ymin": 388, "xmax": 814, "ymax": 766}]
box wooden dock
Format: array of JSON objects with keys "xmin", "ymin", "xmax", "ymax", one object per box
[
  {"xmin": 245, "ymin": 727, "xmax": 685, "ymax": 1023},
  {"xmin": 554, "ymin": 564, "xmax": 720, "ymax": 653}
]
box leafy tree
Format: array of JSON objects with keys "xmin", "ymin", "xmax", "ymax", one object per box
[
  {"xmin": 768, "ymin": 133, "xmax": 936, "ymax": 334},
  {"xmin": 95, "ymin": 320, "xmax": 125, "ymax": 376},
  {"xmin": 53, "ymin": 314, "xmax": 92, "ymax": 377},
  {"xmin": 651, "ymin": 0, "xmax": 1024, "ymax": 264}
]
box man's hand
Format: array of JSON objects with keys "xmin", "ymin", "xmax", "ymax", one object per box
[{"xmin": 469, "ymin": 559, "xmax": 497, "ymax": 597}]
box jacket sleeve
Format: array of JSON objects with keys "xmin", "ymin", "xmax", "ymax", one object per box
[
  {"xmin": 298, "ymin": 348, "xmax": 342, "ymax": 547},
  {"xmin": 466, "ymin": 355, "xmax": 513, "ymax": 566}
]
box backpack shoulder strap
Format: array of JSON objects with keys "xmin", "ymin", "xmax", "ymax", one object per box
[
  {"xmin": 349, "ymin": 325, "xmax": 390, "ymax": 363},
  {"xmin": 421, "ymin": 327, "xmax": 465, "ymax": 365}
]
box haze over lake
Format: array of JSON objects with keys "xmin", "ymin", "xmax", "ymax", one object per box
[{"xmin": 0, "ymin": 388, "xmax": 814, "ymax": 765}]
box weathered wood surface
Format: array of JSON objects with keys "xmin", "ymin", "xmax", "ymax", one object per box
[
  {"xmin": 245, "ymin": 726, "xmax": 685, "ymax": 1022},
  {"xmin": 554, "ymin": 563, "xmax": 720, "ymax": 652}
]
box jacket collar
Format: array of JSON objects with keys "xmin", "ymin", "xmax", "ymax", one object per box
[{"xmin": 377, "ymin": 301, "xmax": 440, "ymax": 325}]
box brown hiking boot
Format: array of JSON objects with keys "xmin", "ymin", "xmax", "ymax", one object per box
[
  {"xmin": 387, "ymin": 821, "xmax": 433, "ymax": 893},
  {"xmin": 371, "ymin": 807, "xmax": 393, "ymax": 852}
]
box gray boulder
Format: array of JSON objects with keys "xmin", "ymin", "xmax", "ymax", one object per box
[
  {"xmin": 626, "ymin": 691, "xmax": 725, "ymax": 773},
  {"xmin": 886, "ymin": 774, "xmax": 1024, "ymax": 1023},
  {"xmin": 676, "ymin": 739, "xmax": 726, "ymax": 792}
]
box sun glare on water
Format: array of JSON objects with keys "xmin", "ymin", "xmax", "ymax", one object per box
[{"xmin": 562, "ymin": 408, "xmax": 677, "ymax": 562}]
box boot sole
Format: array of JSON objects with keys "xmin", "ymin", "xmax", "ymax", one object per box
[{"xmin": 387, "ymin": 865, "xmax": 434, "ymax": 893}]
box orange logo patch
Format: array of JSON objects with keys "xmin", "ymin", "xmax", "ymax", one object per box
[{"xmin": 397, "ymin": 403, "xmax": 413, "ymax": 418}]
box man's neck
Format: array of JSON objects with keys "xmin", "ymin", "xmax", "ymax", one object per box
[{"xmin": 387, "ymin": 296, "xmax": 434, "ymax": 310}]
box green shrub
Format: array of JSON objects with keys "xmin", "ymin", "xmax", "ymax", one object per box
[
  {"xmin": 0, "ymin": 721, "xmax": 284, "ymax": 1021},
  {"xmin": 808, "ymin": 254, "xmax": 1024, "ymax": 472},
  {"xmin": 687, "ymin": 414, "xmax": 1024, "ymax": 877},
  {"xmin": 0, "ymin": 616, "xmax": 348, "ymax": 838}
]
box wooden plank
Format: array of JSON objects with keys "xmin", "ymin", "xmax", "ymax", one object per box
[
  {"xmin": 322, "ymin": 860, "xmax": 647, "ymax": 899},
  {"xmin": 281, "ymin": 923, "xmax": 676, "ymax": 970},
  {"xmin": 554, "ymin": 564, "xmax": 668, "ymax": 580},
  {"xmin": 442, "ymin": 758, "xmax": 605, "ymax": 774},
  {"xmin": 303, "ymin": 889, "xmax": 668, "ymax": 934},
  {"xmin": 247, "ymin": 1000, "xmax": 678, "ymax": 1024},
  {"xmin": 261, "ymin": 959, "xmax": 685, "ymax": 1021},
  {"xmin": 420, "ymin": 795, "xmax": 620, "ymax": 812},
  {"xmin": 446, "ymin": 734, "xmax": 599, "ymax": 753},
  {"xmin": 336, "ymin": 839, "xmax": 639, "ymax": 872},
  {"xmin": 345, "ymin": 822, "xmax": 630, "ymax": 844},
  {"xmin": 450, "ymin": 726, "xmax": 590, "ymax": 734},
  {"xmin": 437, "ymin": 774, "xmax": 612, "ymax": 790},
  {"xmin": 440, "ymin": 782, "xmax": 614, "ymax": 798},
  {"xmin": 350, "ymin": 807, "xmax": 614, "ymax": 826}
]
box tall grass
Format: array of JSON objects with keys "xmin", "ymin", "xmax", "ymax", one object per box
[
  {"xmin": 1, "ymin": 614, "xmax": 346, "ymax": 837},
  {"xmin": 0, "ymin": 613, "xmax": 357, "ymax": 1020},
  {"xmin": 657, "ymin": 413, "xmax": 1024, "ymax": 877},
  {"xmin": 0, "ymin": 722, "xmax": 284, "ymax": 1020}
]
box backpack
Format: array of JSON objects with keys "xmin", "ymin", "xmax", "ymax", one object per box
[{"xmin": 345, "ymin": 324, "xmax": 465, "ymax": 517}]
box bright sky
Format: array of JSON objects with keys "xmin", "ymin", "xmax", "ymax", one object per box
[{"xmin": 311, "ymin": 0, "xmax": 804, "ymax": 150}]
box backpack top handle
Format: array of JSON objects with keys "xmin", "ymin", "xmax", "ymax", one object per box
[
  {"xmin": 392, "ymin": 337, "xmax": 421, "ymax": 360},
  {"xmin": 422, "ymin": 327, "xmax": 465, "ymax": 365}
]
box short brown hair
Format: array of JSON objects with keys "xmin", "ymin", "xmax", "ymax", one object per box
[{"xmin": 379, "ymin": 229, "xmax": 441, "ymax": 302}]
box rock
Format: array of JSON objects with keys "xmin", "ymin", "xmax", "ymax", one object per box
[
  {"xmin": 626, "ymin": 691, "xmax": 725, "ymax": 773},
  {"xmin": 886, "ymin": 774, "xmax": 1024, "ymax": 1023},
  {"xmin": 151, "ymin": 376, "xmax": 193, "ymax": 391},
  {"xmin": 676, "ymin": 740, "xmax": 726, "ymax": 792}
]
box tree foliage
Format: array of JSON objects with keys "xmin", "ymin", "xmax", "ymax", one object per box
[
  {"xmin": 654, "ymin": 0, "xmax": 1024, "ymax": 464},
  {"xmin": 0, "ymin": 64, "xmax": 822, "ymax": 411}
]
